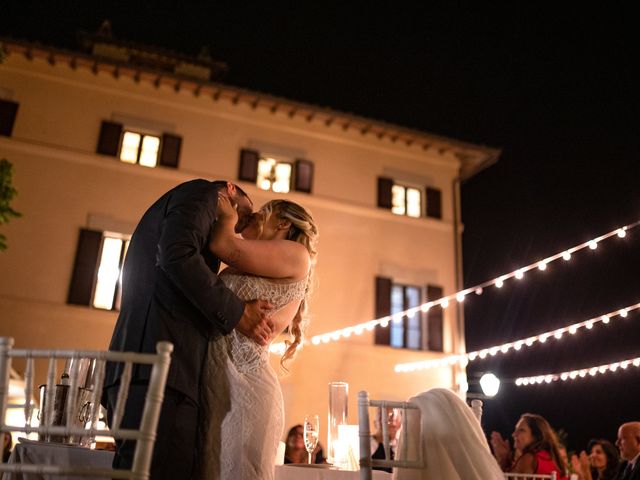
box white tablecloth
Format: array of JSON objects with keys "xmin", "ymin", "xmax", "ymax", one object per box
[
  {"xmin": 2, "ymin": 442, "xmax": 391, "ymax": 480},
  {"xmin": 2, "ymin": 439, "xmax": 114, "ymax": 480},
  {"xmin": 275, "ymin": 465, "xmax": 392, "ymax": 480}
]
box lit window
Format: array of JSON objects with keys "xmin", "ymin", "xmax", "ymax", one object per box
[
  {"xmin": 390, "ymin": 283, "xmax": 423, "ymax": 349},
  {"xmin": 93, "ymin": 235, "xmax": 130, "ymax": 310},
  {"xmin": 120, "ymin": 132, "xmax": 141, "ymax": 164},
  {"xmin": 119, "ymin": 130, "xmax": 160, "ymax": 167},
  {"xmin": 406, "ymin": 188, "xmax": 421, "ymax": 218},
  {"xmin": 391, "ymin": 184, "xmax": 421, "ymax": 218},
  {"xmin": 139, "ymin": 136, "xmax": 160, "ymax": 167},
  {"xmin": 257, "ymin": 157, "xmax": 292, "ymax": 193}
]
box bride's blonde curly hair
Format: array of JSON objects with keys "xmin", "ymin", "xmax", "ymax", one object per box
[{"xmin": 257, "ymin": 199, "xmax": 318, "ymax": 370}]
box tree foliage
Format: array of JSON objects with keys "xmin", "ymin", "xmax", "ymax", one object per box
[{"xmin": 0, "ymin": 159, "xmax": 21, "ymax": 251}]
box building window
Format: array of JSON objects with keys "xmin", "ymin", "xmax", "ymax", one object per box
[
  {"xmin": 68, "ymin": 229, "xmax": 130, "ymax": 311},
  {"xmin": 0, "ymin": 99, "xmax": 19, "ymax": 137},
  {"xmin": 378, "ymin": 177, "xmax": 442, "ymax": 220},
  {"xmin": 392, "ymin": 184, "xmax": 422, "ymax": 218},
  {"xmin": 93, "ymin": 235, "xmax": 130, "ymax": 310},
  {"xmin": 257, "ymin": 157, "xmax": 292, "ymax": 193},
  {"xmin": 238, "ymin": 148, "xmax": 314, "ymax": 194},
  {"xmin": 119, "ymin": 131, "xmax": 161, "ymax": 167},
  {"xmin": 96, "ymin": 121, "xmax": 182, "ymax": 169},
  {"xmin": 374, "ymin": 276, "xmax": 443, "ymax": 351},
  {"xmin": 390, "ymin": 283, "xmax": 423, "ymax": 348}
]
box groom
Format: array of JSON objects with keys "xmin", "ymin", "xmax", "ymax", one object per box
[{"xmin": 104, "ymin": 179, "xmax": 273, "ymax": 480}]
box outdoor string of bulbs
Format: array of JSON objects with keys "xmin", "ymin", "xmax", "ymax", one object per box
[{"xmin": 268, "ymin": 219, "xmax": 640, "ymax": 386}]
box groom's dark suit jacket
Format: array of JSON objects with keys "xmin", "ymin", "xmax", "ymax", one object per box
[{"xmin": 104, "ymin": 179, "xmax": 245, "ymax": 402}]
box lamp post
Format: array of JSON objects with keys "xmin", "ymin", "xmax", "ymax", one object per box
[{"xmin": 466, "ymin": 372, "xmax": 501, "ymax": 400}]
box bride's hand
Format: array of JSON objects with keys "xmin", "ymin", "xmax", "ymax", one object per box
[{"xmin": 216, "ymin": 193, "xmax": 238, "ymax": 226}]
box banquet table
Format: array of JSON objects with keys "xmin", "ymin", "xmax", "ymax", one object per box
[
  {"xmin": 275, "ymin": 465, "xmax": 392, "ymax": 480},
  {"xmin": 2, "ymin": 440, "xmax": 392, "ymax": 480},
  {"xmin": 2, "ymin": 439, "xmax": 114, "ymax": 480}
]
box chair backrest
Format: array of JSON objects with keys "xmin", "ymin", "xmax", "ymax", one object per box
[
  {"xmin": 0, "ymin": 336, "xmax": 172, "ymax": 480},
  {"xmin": 504, "ymin": 473, "xmax": 558, "ymax": 479},
  {"xmin": 358, "ymin": 390, "xmax": 423, "ymax": 480},
  {"xmin": 470, "ymin": 399, "xmax": 483, "ymax": 423}
]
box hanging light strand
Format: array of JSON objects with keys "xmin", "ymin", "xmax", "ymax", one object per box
[
  {"xmin": 393, "ymin": 301, "xmax": 640, "ymax": 373},
  {"xmin": 515, "ymin": 355, "xmax": 640, "ymax": 386},
  {"xmin": 274, "ymin": 219, "xmax": 639, "ymax": 352}
]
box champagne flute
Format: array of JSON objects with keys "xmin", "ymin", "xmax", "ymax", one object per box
[{"xmin": 303, "ymin": 414, "xmax": 319, "ymax": 464}]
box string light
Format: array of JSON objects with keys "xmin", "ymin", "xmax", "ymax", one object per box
[
  {"xmin": 515, "ymin": 355, "xmax": 640, "ymax": 386},
  {"xmin": 393, "ymin": 302, "xmax": 639, "ymax": 373},
  {"xmin": 268, "ymin": 220, "xmax": 638, "ymax": 353}
]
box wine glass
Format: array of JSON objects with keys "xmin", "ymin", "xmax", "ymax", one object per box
[{"xmin": 303, "ymin": 414, "xmax": 319, "ymax": 464}]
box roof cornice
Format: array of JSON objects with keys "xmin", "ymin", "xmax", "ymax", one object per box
[{"xmin": 0, "ymin": 37, "xmax": 500, "ymax": 180}]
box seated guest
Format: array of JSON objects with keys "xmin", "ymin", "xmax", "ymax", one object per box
[
  {"xmin": 371, "ymin": 407, "xmax": 401, "ymax": 473},
  {"xmin": 491, "ymin": 413, "xmax": 567, "ymax": 479},
  {"xmin": 2, "ymin": 432, "xmax": 12, "ymax": 462},
  {"xmin": 283, "ymin": 424, "xmax": 325, "ymax": 464},
  {"xmin": 614, "ymin": 422, "xmax": 640, "ymax": 480},
  {"xmin": 394, "ymin": 388, "xmax": 503, "ymax": 479},
  {"xmin": 571, "ymin": 438, "xmax": 619, "ymax": 480}
]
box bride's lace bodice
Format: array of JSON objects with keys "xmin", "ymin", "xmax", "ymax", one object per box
[
  {"xmin": 220, "ymin": 271, "xmax": 307, "ymax": 311},
  {"xmin": 220, "ymin": 271, "xmax": 307, "ymax": 374}
]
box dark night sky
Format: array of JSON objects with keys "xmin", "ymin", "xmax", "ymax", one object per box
[{"xmin": 2, "ymin": 2, "xmax": 639, "ymax": 452}]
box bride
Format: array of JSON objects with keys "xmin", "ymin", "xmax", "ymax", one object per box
[{"xmin": 196, "ymin": 194, "xmax": 318, "ymax": 480}]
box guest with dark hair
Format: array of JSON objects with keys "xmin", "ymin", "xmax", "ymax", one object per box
[
  {"xmin": 2, "ymin": 432, "xmax": 12, "ymax": 463},
  {"xmin": 491, "ymin": 413, "xmax": 568, "ymax": 479},
  {"xmin": 571, "ymin": 439, "xmax": 620, "ymax": 480},
  {"xmin": 283, "ymin": 424, "xmax": 325, "ymax": 464}
]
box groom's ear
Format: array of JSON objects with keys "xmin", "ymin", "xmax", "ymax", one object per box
[{"xmin": 225, "ymin": 182, "xmax": 236, "ymax": 197}]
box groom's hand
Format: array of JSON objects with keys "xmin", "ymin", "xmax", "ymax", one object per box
[{"xmin": 236, "ymin": 299, "xmax": 275, "ymax": 346}]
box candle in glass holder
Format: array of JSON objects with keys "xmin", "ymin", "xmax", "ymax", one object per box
[{"xmin": 327, "ymin": 381, "xmax": 348, "ymax": 464}]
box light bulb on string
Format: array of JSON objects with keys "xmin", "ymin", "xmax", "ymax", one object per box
[{"xmin": 292, "ymin": 220, "xmax": 640, "ymax": 352}]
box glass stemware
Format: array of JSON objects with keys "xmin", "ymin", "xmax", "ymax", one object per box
[{"xmin": 303, "ymin": 414, "xmax": 320, "ymax": 464}]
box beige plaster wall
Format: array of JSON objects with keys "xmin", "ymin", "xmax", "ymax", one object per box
[{"xmin": 0, "ymin": 54, "xmax": 465, "ymax": 441}]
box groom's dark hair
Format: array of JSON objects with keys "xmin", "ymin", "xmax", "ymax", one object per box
[{"xmin": 211, "ymin": 180, "xmax": 252, "ymax": 206}]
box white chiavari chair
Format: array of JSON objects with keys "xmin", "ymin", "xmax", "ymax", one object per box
[
  {"xmin": 470, "ymin": 398, "xmax": 483, "ymax": 423},
  {"xmin": 358, "ymin": 390, "xmax": 423, "ymax": 480},
  {"xmin": 0, "ymin": 336, "xmax": 172, "ymax": 480}
]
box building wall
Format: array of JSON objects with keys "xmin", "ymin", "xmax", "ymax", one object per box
[{"xmin": 0, "ymin": 52, "xmax": 466, "ymax": 442}]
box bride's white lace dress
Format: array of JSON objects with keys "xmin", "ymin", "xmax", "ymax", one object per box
[{"xmin": 197, "ymin": 271, "xmax": 307, "ymax": 480}]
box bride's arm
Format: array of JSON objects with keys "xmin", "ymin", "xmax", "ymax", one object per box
[{"xmin": 210, "ymin": 195, "xmax": 310, "ymax": 280}]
